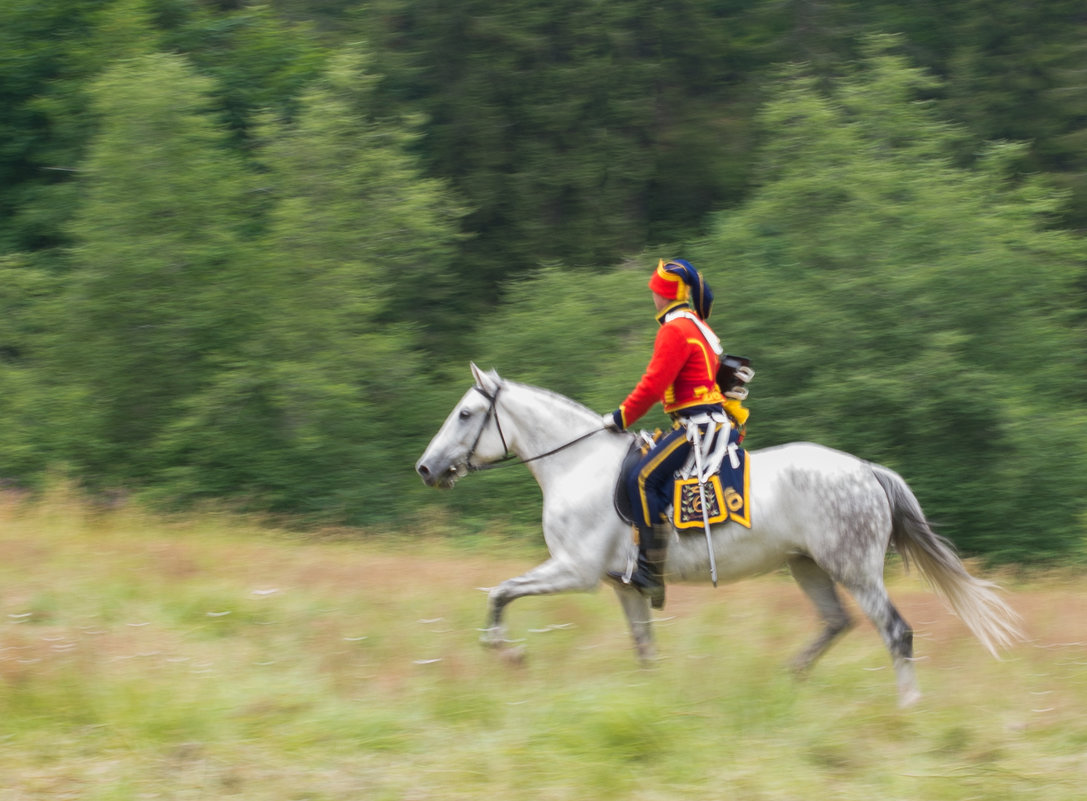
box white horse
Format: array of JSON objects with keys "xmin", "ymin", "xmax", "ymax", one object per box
[{"xmin": 415, "ymin": 364, "xmax": 1023, "ymax": 707}]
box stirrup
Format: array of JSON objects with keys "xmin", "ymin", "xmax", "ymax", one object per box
[
  {"xmin": 641, "ymin": 582, "xmax": 665, "ymax": 610},
  {"xmin": 609, "ymin": 567, "xmax": 665, "ymax": 609}
]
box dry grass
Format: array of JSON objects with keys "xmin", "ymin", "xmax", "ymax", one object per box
[{"xmin": 1, "ymin": 488, "xmax": 1086, "ymax": 800}]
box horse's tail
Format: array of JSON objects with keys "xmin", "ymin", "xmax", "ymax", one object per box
[{"xmin": 870, "ymin": 464, "xmax": 1024, "ymax": 658}]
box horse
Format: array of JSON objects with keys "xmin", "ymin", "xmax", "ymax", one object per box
[{"xmin": 415, "ymin": 364, "xmax": 1023, "ymax": 707}]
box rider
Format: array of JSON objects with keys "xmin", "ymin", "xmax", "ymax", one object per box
[{"xmin": 601, "ymin": 258, "xmax": 737, "ymax": 610}]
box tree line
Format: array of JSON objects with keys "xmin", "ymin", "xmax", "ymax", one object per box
[{"xmin": 1, "ymin": 1, "xmax": 1084, "ymax": 562}]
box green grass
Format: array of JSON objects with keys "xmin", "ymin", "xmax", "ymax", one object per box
[{"xmin": 1, "ymin": 487, "xmax": 1085, "ymax": 799}]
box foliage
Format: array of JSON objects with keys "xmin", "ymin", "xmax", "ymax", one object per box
[
  {"xmin": 471, "ymin": 264, "xmax": 655, "ymax": 409},
  {"xmin": 0, "ymin": 0, "xmax": 150, "ymax": 254},
  {"xmin": 51, "ymin": 53, "xmax": 257, "ymax": 482},
  {"xmin": 151, "ymin": 0, "xmax": 329, "ymax": 141},
  {"xmin": 0, "ymin": 254, "xmax": 64, "ymax": 479},
  {"xmin": 0, "ymin": 0, "xmax": 325, "ymax": 258},
  {"xmin": 0, "ymin": 4, "xmax": 1085, "ymax": 560},
  {"xmin": 362, "ymin": 0, "xmax": 761, "ymax": 299},
  {"xmin": 691, "ymin": 38, "xmax": 1087, "ymax": 560},
  {"xmin": 148, "ymin": 46, "xmax": 464, "ymax": 521},
  {"xmin": 876, "ymin": 0, "xmax": 1087, "ymax": 226}
]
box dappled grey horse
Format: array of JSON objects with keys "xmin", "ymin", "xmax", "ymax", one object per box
[{"xmin": 415, "ymin": 364, "xmax": 1022, "ymax": 706}]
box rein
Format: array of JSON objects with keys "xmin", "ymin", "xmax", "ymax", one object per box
[{"xmin": 466, "ymin": 384, "xmax": 606, "ymax": 472}]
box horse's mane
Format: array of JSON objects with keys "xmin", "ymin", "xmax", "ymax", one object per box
[{"xmin": 504, "ymin": 379, "xmax": 602, "ymax": 426}]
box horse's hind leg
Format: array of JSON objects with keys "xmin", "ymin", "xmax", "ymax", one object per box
[
  {"xmin": 839, "ymin": 576, "xmax": 920, "ymax": 708},
  {"xmin": 787, "ymin": 555, "xmax": 855, "ymax": 675}
]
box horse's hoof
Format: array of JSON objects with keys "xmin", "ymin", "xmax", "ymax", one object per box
[
  {"xmin": 898, "ymin": 687, "xmax": 922, "ymax": 709},
  {"xmin": 788, "ymin": 662, "xmax": 811, "ymax": 680},
  {"xmin": 500, "ymin": 645, "xmax": 526, "ymax": 666}
]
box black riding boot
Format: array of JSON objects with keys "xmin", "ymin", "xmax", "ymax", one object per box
[{"xmin": 612, "ymin": 523, "xmax": 670, "ymax": 610}]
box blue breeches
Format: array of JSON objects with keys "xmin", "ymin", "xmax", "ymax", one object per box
[{"xmin": 626, "ymin": 426, "xmax": 693, "ymax": 530}]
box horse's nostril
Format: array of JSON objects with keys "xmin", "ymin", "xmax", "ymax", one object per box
[{"xmin": 417, "ymin": 464, "xmax": 431, "ymax": 478}]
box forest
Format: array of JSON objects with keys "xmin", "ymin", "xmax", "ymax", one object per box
[{"xmin": 2, "ymin": 0, "xmax": 1085, "ymax": 562}]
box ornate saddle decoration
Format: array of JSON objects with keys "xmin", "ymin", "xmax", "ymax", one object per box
[
  {"xmin": 612, "ymin": 416, "xmax": 751, "ymax": 530},
  {"xmin": 669, "ymin": 428, "xmax": 747, "ymax": 528}
]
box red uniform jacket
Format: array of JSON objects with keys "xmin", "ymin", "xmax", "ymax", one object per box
[{"xmin": 618, "ymin": 301, "xmax": 725, "ymax": 429}]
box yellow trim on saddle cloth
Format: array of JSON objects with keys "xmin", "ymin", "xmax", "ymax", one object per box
[{"xmin": 671, "ymin": 454, "xmax": 752, "ymax": 530}]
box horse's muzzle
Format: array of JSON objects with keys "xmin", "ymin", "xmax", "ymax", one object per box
[{"xmin": 415, "ymin": 458, "xmax": 461, "ymax": 489}]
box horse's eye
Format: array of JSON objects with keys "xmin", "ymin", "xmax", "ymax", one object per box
[{"xmin": 459, "ymin": 408, "xmax": 472, "ymax": 420}]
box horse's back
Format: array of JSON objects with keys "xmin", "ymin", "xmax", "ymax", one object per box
[
  {"xmin": 750, "ymin": 440, "xmax": 863, "ymax": 469},
  {"xmin": 750, "ymin": 441, "xmax": 881, "ymax": 495},
  {"xmin": 743, "ymin": 441, "xmax": 891, "ymax": 561}
]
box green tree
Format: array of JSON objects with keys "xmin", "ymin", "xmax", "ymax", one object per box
[
  {"xmin": 152, "ymin": 0, "xmax": 328, "ymax": 143},
  {"xmin": 863, "ymin": 0, "xmax": 1087, "ymax": 229},
  {"xmin": 153, "ymin": 47, "xmax": 465, "ymax": 520},
  {"xmin": 0, "ymin": 0, "xmax": 153, "ymax": 256},
  {"xmin": 693, "ymin": 37, "xmax": 1087, "ymax": 560},
  {"xmin": 0, "ymin": 254, "xmax": 64, "ymax": 480},
  {"xmin": 470, "ymin": 264, "xmax": 654, "ymax": 411},
  {"xmin": 945, "ymin": 0, "xmax": 1087, "ymax": 228},
  {"xmin": 364, "ymin": 0, "xmax": 762, "ymax": 308},
  {"xmin": 57, "ymin": 53, "xmax": 257, "ymax": 481},
  {"xmin": 0, "ymin": 0, "xmax": 328, "ymax": 259}
]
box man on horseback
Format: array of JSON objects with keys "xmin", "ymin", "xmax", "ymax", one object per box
[{"xmin": 601, "ymin": 259, "xmax": 748, "ymax": 609}]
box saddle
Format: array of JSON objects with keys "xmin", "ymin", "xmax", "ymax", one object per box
[
  {"xmin": 613, "ymin": 440, "xmax": 646, "ymax": 526},
  {"xmin": 613, "ymin": 419, "xmax": 751, "ymax": 531}
]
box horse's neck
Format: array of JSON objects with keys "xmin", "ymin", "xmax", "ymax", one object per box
[
  {"xmin": 501, "ymin": 383, "xmax": 619, "ymax": 479},
  {"xmin": 502, "ymin": 383, "xmax": 597, "ymax": 449}
]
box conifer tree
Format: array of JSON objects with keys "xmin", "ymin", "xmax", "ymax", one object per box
[{"xmin": 60, "ymin": 53, "xmax": 256, "ymax": 480}]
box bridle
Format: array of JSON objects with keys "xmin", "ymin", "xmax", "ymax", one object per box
[{"xmin": 464, "ymin": 383, "xmax": 607, "ymax": 473}]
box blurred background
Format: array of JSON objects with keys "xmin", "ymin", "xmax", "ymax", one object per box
[{"xmin": 1, "ymin": 0, "xmax": 1085, "ymax": 563}]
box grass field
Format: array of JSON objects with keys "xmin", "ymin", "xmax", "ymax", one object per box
[{"xmin": 1, "ymin": 488, "xmax": 1085, "ymax": 800}]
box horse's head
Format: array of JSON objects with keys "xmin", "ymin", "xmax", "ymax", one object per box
[{"xmin": 416, "ymin": 363, "xmax": 509, "ymax": 488}]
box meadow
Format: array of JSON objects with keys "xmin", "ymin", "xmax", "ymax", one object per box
[{"xmin": 1, "ymin": 488, "xmax": 1085, "ymax": 800}]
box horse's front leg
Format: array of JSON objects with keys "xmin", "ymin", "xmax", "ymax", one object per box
[
  {"xmin": 613, "ymin": 585, "xmax": 656, "ymax": 664},
  {"xmin": 480, "ymin": 556, "xmax": 599, "ymax": 654}
]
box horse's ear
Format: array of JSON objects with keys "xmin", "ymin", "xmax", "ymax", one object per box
[{"xmin": 470, "ymin": 362, "xmax": 500, "ymax": 392}]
